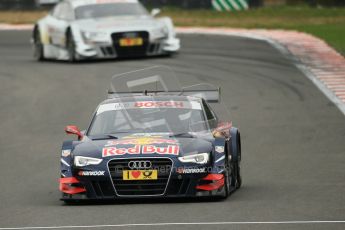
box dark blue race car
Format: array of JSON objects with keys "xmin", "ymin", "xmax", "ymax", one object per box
[{"xmin": 59, "ymin": 67, "xmax": 242, "ymax": 203}]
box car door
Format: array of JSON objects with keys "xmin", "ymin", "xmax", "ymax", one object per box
[{"xmin": 48, "ymin": 1, "xmax": 73, "ymax": 47}]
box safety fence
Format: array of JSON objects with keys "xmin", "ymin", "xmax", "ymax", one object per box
[
  {"xmin": 0, "ymin": 0, "xmax": 343, "ymax": 10},
  {"xmin": 212, "ymin": 0, "xmax": 249, "ymax": 11},
  {"xmin": 0, "ymin": 0, "xmax": 251, "ymax": 10}
]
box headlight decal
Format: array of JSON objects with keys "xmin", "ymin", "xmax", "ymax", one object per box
[
  {"xmin": 178, "ymin": 153, "xmax": 209, "ymax": 164},
  {"xmin": 81, "ymin": 31, "xmax": 108, "ymax": 42},
  {"xmin": 74, "ymin": 156, "xmax": 103, "ymax": 167}
]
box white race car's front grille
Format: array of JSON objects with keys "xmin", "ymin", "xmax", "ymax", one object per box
[{"xmin": 111, "ymin": 31, "xmax": 149, "ymax": 57}]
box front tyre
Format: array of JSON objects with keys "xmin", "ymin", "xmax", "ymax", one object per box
[
  {"xmin": 221, "ymin": 153, "xmax": 232, "ymax": 198},
  {"xmin": 229, "ymin": 128, "xmax": 242, "ymax": 189},
  {"xmin": 66, "ymin": 31, "xmax": 77, "ymax": 63},
  {"xmin": 33, "ymin": 28, "xmax": 45, "ymax": 61},
  {"xmin": 222, "ymin": 152, "xmax": 242, "ymax": 199}
]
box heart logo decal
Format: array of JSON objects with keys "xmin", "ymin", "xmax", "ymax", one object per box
[{"xmin": 131, "ymin": 171, "xmax": 141, "ymax": 178}]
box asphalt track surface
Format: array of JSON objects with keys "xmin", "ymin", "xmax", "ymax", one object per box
[{"xmin": 0, "ymin": 31, "xmax": 345, "ymax": 230}]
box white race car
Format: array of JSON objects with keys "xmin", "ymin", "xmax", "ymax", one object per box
[{"xmin": 32, "ymin": 0, "xmax": 180, "ymax": 62}]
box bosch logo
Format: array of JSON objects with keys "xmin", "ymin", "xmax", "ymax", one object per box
[{"xmin": 128, "ymin": 161, "xmax": 152, "ymax": 169}]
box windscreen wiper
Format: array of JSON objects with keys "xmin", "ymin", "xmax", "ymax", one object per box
[
  {"xmin": 169, "ymin": 132, "xmax": 195, "ymax": 138},
  {"xmin": 91, "ymin": 134, "xmax": 119, "ymax": 141},
  {"xmin": 108, "ymin": 129, "xmax": 146, "ymax": 134}
]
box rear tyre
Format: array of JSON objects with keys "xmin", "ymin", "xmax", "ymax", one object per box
[{"xmin": 33, "ymin": 28, "xmax": 45, "ymax": 61}]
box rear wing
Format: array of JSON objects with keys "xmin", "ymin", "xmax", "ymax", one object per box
[
  {"xmin": 108, "ymin": 66, "xmax": 220, "ymax": 103},
  {"xmin": 108, "ymin": 84, "xmax": 221, "ymax": 103}
]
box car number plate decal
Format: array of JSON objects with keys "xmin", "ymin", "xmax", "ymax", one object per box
[
  {"xmin": 119, "ymin": 38, "xmax": 143, "ymax": 47},
  {"xmin": 122, "ymin": 170, "xmax": 158, "ymax": 180}
]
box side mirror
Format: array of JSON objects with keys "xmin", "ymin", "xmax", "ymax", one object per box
[
  {"xmin": 212, "ymin": 121, "xmax": 232, "ymax": 138},
  {"xmin": 151, "ymin": 8, "xmax": 161, "ymax": 17},
  {"xmin": 65, "ymin": 125, "xmax": 83, "ymax": 140}
]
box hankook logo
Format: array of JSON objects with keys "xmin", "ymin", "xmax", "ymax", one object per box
[{"xmin": 128, "ymin": 160, "xmax": 152, "ymax": 169}]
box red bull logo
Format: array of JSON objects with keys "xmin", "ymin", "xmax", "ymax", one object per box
[
  {"xmin": 103, "ymin": 137, "xmax": 180, "ymax": 157},
  {"xmin": 102, "ymin": 145, "xmax": 179, "ymax": 157}
]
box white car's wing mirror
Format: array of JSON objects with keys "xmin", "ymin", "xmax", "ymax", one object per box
[{"xmin": 151, "ymin": 8, "xmax": 161, "ymax": 17}]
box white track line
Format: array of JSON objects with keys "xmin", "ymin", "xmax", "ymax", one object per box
[{"xmin": 1, "ymin": 221, "xmax": 345, "ymax": 230}]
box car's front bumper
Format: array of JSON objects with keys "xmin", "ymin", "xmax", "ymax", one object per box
[
  {"xmin": 60, "ymin": 172, "xmax": 225, "ymax": 201},
  {"xmin": 76, "ymin": 36, "xmax": 180, "ymax": 60}
]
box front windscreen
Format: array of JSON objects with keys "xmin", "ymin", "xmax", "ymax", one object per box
[
  {"xmin": 87, "ymin": 65, "xmax": 232, "ymax": 137},
  {"xmin": 75, "ymin": 3, "xmax": 148, "ymax": 19},
  {"xmin": 87, "ymin": 100, "xmax": 207, "ymax": 136}
]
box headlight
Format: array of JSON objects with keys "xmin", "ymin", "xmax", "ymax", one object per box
[
  {"xmin": 74, "ymin": 156, "xmax": 103, "ymax": 167},
  {"xmin": 81, "ymin": 31, "xmax": 107, "ymax": 41},
  {"xmin": 152, "ymin": 27, "xmax": 168, "ymax": 38},
  {"xmin": 178, "ymin": 153, "xmax": 209, "ymax": 164},
  {"xmin": 162, "ymin": 27, "xmax": 169, "ymax": 35}
]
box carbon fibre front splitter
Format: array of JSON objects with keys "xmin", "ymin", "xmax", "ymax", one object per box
[{"xmin": 60, "ymin": 187, "xmax": 229, "ymax": 202}]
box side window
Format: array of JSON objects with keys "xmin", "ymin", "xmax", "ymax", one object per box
[
  {"xmin": 59, "ymin": 3, "xmax": 69, "ymax": 20},
  {"xmin": 63, "ymin": 3, "xmax": 74, "ymax": 21},
  {"xmin": 51, "ymin": 3, "xmax": 62, "ymax": 18},
  {"xmin": 202, "ymin": 100, "xmax": 217, "ymax": 129},
  {"xmin": 52, "ymin": 2, "xmax": 73, "ymax": 21}
]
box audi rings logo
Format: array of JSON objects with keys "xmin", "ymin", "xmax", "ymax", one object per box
[{"xmin": 128, "ymin": 161, "xmax": 152, "ymax": 169}]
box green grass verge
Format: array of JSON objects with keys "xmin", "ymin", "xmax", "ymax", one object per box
[
  {"xmin": 0, "ymin": 6, "xmax": 344, "ymax": 54},
  {"xmin": 161, "ymin": 6, "xmax": 345, "ymax": 55}
]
